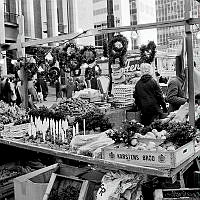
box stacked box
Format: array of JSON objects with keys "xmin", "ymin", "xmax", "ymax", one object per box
[{"xmin": 113, "ymin": 84, "xmax": 135, "ymax": 108}]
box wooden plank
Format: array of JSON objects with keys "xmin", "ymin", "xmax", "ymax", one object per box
[
  {"xmin": 42, "ymin": 173, "xmax": 57, "ymax": 200},
  {"xmin": 100, "ymin": 19, "xmax": 186, "ymax": 34},
  {"xmin": 8, "ymin": 30, "xmax": 99, "ymax": 50}
]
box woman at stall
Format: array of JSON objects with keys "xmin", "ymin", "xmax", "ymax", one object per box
[{"xmin": 134, "ymin": 63, "xmax": 167, "ymax": 126}]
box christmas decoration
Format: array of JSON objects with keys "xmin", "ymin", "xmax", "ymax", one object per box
[
  {"xmin": 80, "ymin": 46, "xmax": 96, "ymax": 64},
  {"xmin": 140, "ymin": 41, "xmax": 156, "ymax": 64},
  {"xmin": 108, "ymin": 34, "xmax": 128, "ymax": 67}
]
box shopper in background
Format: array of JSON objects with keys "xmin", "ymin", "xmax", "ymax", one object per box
[
  {"xmin": 65, "ymin": 77, "xmax": 75, "ymax": 99},
  {"xmin": 166, "ymin": 73, "xmax": 187, "ymax": 112},
  {"xmin": 55, "ymin": 79, "xmax": 62, "ymax": 101},
  {"xmin": 134, "ymin": 63, "xmax": 167, "ymax": 126}
]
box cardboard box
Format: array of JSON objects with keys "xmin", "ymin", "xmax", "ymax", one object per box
[{"xmin": 102, "ymin": 141, "xmax": 195, "ymax": 168}]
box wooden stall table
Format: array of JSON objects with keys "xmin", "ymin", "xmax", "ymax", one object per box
[{"xmin": 0, "ymin": 138, "xmax": 199, "ymax": 188}]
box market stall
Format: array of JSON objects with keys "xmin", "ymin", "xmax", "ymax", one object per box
[{"xmin": 0, "ymin": 0, "xmax": 200, "ymax": 199}]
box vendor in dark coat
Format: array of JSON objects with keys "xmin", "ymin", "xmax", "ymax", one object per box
[
  {"xmin": 134, "ymin": 63, "xmax": 167, "ymax": 126},
  {"xmin": 166, "ymin": 74, "xmax": 187, "ymax": 112}
]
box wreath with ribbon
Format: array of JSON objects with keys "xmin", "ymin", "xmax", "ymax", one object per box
[
  {"xmin": 48, "ymin": 66, "xmax": 60, "ymax": 82},
  {"xmin": 80, "ymin": 46, "xmax": 96, "ymax": 64},
  {"xmin": 85, "ymin": 64, "xmax": 101, "ymax": 80},
  {"xmin": 15, "ymin": 58, "xmax": 38, "ymax": 80},
  {"xmin": 140, "ymin": 41, "xmax": 156, "ymax": 64},
  {"xmin": 108, "ymin": 34, "xmax": 128, "ymax": 67}
]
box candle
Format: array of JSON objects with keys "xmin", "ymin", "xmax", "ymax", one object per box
[
  {"xmin": 83, "ymin": 119, "xmax": 86, "ymax": 135},
  {"xmin": 43, "ymin": 131, "xmax": 45, "ymax": 142},
  {"xmin": 60, "ymin": 128, "xmax": 64, "ymax": 142},
  {"xmin": 76, "ymin": 122, "xmax": 79, "ymax": 135},
  {"xmin": 73, "ymin": 126, "xmax": 76, "ymax": 138},
  {"xmin": 28, "ymin": 123, "xmax": 32, "ymax": 136},
  {"xmin": 30, "ymin": 115, "xmax": 33, "ymax": 123},
  {"xmin": 32, "ymin": 125, "xmax": 36, "ymax": 138},
  {"xmin": 53, "ymin": 120, "xmax": 56, "ymax": 142}
]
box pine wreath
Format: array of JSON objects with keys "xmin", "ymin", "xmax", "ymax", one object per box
[
  {"xmin": 69, "ymin": 54, "xmax": 81, "ymax": 71},
  {"xmin": 108, "ymin": 34, "xmax": 128, "ymax": 67},
  {"xmin": 48, "ymin": 67, "xmax": 60, "ymax": 82},
  {"xmin": 140, "ymin": 41, "xmax": 156, "ymax": 64},
  {"xmin": 63, "ymin": 43, "xmax": 78, "ymax": 56},
  {"xmin": 80, "ymin": 46, "xmax": 96, "ymax": 64}
]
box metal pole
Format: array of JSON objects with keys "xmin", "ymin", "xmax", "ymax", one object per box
[
  {"xmin": 107, "ymin": 0, "xmax": 115, "ymax": 95},
  {"xmin": 17, "ymin": 0, "xmax": 28, "ymax": 109},
  {"xmin": 185, "ymin": 0, "xmax": 195, "ymax": 126}
]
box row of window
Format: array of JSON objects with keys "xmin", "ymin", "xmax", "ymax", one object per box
[
  {"xmin": 93, "ymin": 4, "xmax": 119, "ymax": 16},
  {"xmin": 93, "ymin": 0, "xmax": 105, "ymax": 4}
]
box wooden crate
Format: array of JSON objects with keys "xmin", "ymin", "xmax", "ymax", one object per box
[
  {"xmin": 0, "ymin": 180, "xmax": 14, "ymax": 199},
  {"xmin": 14, "ymin": 164, "xmax": 59, "ymax": 200},
  {"xmin": 102, "ymin": 141, "xmax": 195, "ymax": 168},
  {"xmin": 154, "ymin": 188, "xmax": 200, "ymax": 200},
  {"xmin": 43, "ymin": 173, "xmax": 89, "ymax": 200},
  {"xmin": 14, "ymin": 163, "xmax": 91, "ymax": 200}
]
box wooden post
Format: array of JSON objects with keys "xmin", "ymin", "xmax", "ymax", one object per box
[
  {"xmin": 107, "ymin": 0, "xmax": 115, "ymax": 95},
  {"xmin": 17, "ymin": 1, "xmax": 28, "ymax": 109},
  {"xmin": 185, "ymin": 0, "xmax": 195, "ymax": 126}
]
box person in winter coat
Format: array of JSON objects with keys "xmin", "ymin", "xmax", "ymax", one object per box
[
  {"xmin": 166, "ymin": 74, "xmax": 187, "ymax": 112},
  {"xmin": 65, "ymin": 77, "xmax": 75, "ymax": 99},
  {"xmin": 134, "ymin": 63, "xmax": 167, "ymax": 126}
]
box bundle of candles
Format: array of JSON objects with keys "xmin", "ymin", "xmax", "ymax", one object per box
[{"xmin": 28, "ymin": 116, "xmax": 86, "ymax": 143}]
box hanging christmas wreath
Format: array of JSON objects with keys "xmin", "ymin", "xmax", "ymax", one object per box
[
  {"xmin": 48, "ymin": 66, "xmax": 60, "ymax": 82},
  {"xmin": 84, "ymin": 64, "xmax": 101, "ymax": 80},
  {"xmin": 63, "ymin": 43, "xmax": 78, "ymax": 56},
  {"xmin": 140, "ymin": 41, "xmax": 156, "ymax": 64},
  {"xmin": 80, "ymin": 46, "xmax": 96, "ymax": 64},
  {"xmin": 15, "ymin": 58, "xmax": 38, "ymax": 80},
  {"xmin": 108, "ymin": 34, "xmax": 128, "ymax": 67}
]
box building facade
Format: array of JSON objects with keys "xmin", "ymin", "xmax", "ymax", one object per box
[
  {"xmin": 155, "ymin": 0, "xmax": 200, "ymax": 54},
  {"xmin": 0, "ymin": 0, "xmax": 78, "ymax": 75}
]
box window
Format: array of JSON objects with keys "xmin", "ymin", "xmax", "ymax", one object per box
[
  {"xmin": 4, "ymin": 0, "xmax": 17, "ymax": 24},
  {"xmin": 93, "ymin": 0, "xmax": 105, "ymax": 3}
]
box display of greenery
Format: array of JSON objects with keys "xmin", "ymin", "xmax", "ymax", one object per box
[
  {"xmin": 48, "ymin": 185, "xmax": 80, "ymax": 200},
  {"xmin": 164, "ymin": 121, "xmax": 196, "ymax": 148},
  {"xmin": 107, "ymin": 120, "xmax": 143, "ymax": 146}
]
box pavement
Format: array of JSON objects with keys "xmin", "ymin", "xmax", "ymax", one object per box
[{"xmin": 35, "ymin": 85, "xmax": 59, "ymax": 108}]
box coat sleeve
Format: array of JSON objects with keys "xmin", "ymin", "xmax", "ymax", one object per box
[
  {"xmin": 153, "ymin": 80, "xmax": 167, "ymax": 112},
  {"xmin": 133, "ymin": 87, "xmax": 142, "ymax": 110},
  {"xmin": 166, "ymin": 80, "xmax": 187, "ymax": 106}
]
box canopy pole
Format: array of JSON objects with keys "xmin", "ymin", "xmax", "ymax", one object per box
[{"xmin": 185, "ymin": 0, "xmax": 195, "ymax": 126}]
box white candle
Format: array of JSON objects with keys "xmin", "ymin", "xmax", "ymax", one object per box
[
  {"xmin": 73, "ymin": 126, "xmax": 76, "ymax": 138},
  {"xmin": 60, "ymin": 128, "xmax": 64, "ymax": 142},
  {"xmin": 83, "ymin": 119, "xmax": 86, "ymax": 135},
  {"xmin": 53, "ymin": 120, "xmax": 56, "ymax": 138},
  {"xmin": 59, "ymin": 120, "xmax": 62, "ymax": 134},
  {"xmin": 30, "ymin": 115, "xmax": 33, "ymax": 123},
  {"xmin": 28, "ymin": 123, "xmax": 32, "ymax": 136},
  {"xmin": 32, "ymin": 125, "xmax": 36, "ymax": 138},
  {"xmin": 76, "ymin": 122, "xmax": 79, "ymax": 134},
  {"xmin": 43, "ymin": 131, "xmax": 45, "ymax": 142}
]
